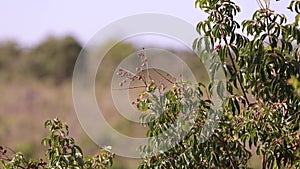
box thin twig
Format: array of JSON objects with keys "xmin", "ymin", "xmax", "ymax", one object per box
[
  {"xmin": 152, "ymin": 69, "xmax": 174, "ymax": 85},
  {"xmin": 226, "ymin": 44, "xmax": 250, "ymax": 106},
  {"xmin": 256, "ymin": 0, "xmax": 264, "ymax": 9},
  {"xmin": 112, "ymin": 85, "xmax": 147, "ymax": 91},
  {"xmin": 262, "ymin": 155, "xmax": 266, "ymax": 169},
  {"xmin": 215, "ymin": 135, "xmax": 235, "ymax": 169}
]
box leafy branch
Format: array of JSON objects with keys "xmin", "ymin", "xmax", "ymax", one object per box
[{"xmin": 0, "ymin": 118, "xmax": 114, "ymax": 169}]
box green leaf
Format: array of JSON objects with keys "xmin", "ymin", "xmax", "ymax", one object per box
[{"xmin": 217, "ymin": 81, "xmax": 224, "ymax": 98}]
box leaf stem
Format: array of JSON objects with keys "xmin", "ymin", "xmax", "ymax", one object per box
[
  {"xmin": 226, "ymin": 44, "xmax": 250, "ymax": 106},
  {"xmin": 215, "ymin": 135, "xmax": 235, "ymax": 169}
]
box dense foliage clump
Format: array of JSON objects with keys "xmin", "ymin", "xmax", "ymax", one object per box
[
  {"xmin": 135, "ymin": 0, "xmax": 300, "ymax": 168},
  {"xmin": 0, "ymin": 118, "xmax": 114, "ymax": 169}
]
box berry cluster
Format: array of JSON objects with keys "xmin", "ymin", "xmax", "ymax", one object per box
[
  {"xmin": 117, "ymin": 48, "xmax": 148, "ymax": 87},
  {"xmin": 0, "ymin": 145, "xmax": 47, "ymax": 168}
]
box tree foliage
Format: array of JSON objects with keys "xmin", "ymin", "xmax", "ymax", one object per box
[
  {"xmin": 0, "ymin": 118, "xmax": 114, "ymax": 169},
  {"xmin": 1, "ymin": 0, "xmax": 300, "ymax": 168},
  {"xmin": 0, "ymin": 41, "xmax": 22, "ymax": 80},
  {"xmin": 0, "ymin": 35, "xmax": 82, "ymax": 84},
  {"xmin": 28, "ymin": 36, "xmax": 82, "ymax": 85},
  {"xmin": 133, "ymin": 0, "xmax": 300, "ymax": 168}
]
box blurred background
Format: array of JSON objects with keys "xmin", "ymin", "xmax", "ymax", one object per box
[{"xmin": 0, "ymin": 0, "xmax": 295, "ymax": 168}]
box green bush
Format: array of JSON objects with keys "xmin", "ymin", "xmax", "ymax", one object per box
[
  {"xmin": 0, "ymin": 118, "xmax": 114, "ymax": 169},
  {"xmin": 116, "ymin": 0, "xmax": 300, "ymax": 168}
]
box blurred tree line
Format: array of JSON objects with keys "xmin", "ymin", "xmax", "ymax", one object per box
[
  {"xmin": 0, "ymin": 36, "xmax": 202, "ymax": 86},
  {"xmin": 0, "ymin": 35, "xmax": 82, "ymax": 85}
]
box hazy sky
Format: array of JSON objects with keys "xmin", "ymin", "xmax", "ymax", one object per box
[{"xmin": 0, "ymin": 0, "xmax": 295, "ymax": 47}]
